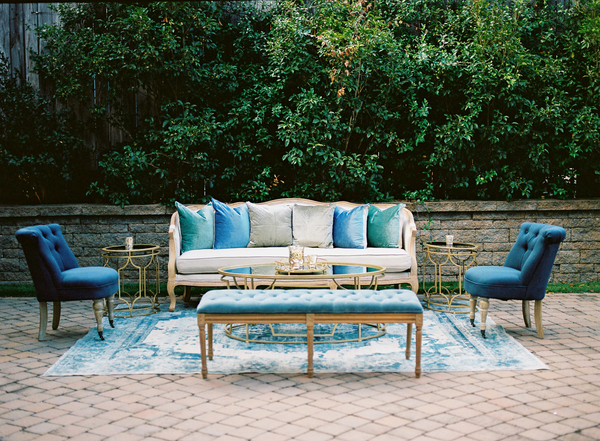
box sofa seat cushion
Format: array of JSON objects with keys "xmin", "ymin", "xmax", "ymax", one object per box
[{"xmin": 176, "ymin": 247, "xmax": 412, "ymax": 274}]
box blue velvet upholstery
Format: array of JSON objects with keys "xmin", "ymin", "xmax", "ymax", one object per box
[
  {"xmin": 197, "ymin": 289, "xmax": 424, "ymax": 315},
  {"xmin": 464, "ymin": 222, "xmax": 566, "ymax": 338},
  {"xmin": 16, "ymin": 224, "xmax": 118, "ymax": 340}
]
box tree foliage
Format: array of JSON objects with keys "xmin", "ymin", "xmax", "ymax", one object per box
[{"xmin": 24, "ymin": 0, "xmax": 600, "ymax": 205}]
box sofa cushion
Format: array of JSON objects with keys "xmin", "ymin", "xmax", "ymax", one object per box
[
  {"xmin": 292, "ymin": 204, "xmax": 335, "ymax": 248},
  {"xmin": 175, "ymin": 201, "xmax": 215, "ymax": 253},
  {"xmin": 247, "ymin": 202, "xmax": 293, "ymax": 247},
  {"xmin": 212, "ymin": 198, "xmax": 250, "ymax": 249},
  {"xmin": 333, "ymin": 205, "xmax": 368, "ymax": 249},
  {"xmin": 367, "ymin": 204, "xmax": 405, "ymax": 248},
  {"xmin": 176, "ymin": 246, "xmax": 412, "ymax": 274}
]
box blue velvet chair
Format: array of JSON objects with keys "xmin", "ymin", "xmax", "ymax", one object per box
[
  {"xmin": 16, "ymin": 224, "xmax": 118, "ymax": 341},
  {"xmin": 465, "ymin": 222, "xmax": 566, "ymax": 338}
]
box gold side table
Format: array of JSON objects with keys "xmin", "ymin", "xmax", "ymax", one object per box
[
  {"xmin": 102, "ymin": 244, "xmax": 160, "ymax": 318},
  {"xmin": 421, "ymin": 241, "xmax": 478, "ymax": 313}
]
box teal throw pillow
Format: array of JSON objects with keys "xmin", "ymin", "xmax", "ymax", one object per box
[
  {"xmin": 367, "ymin": 203, "xmax": 406, "ymax": 248},
  {"xmin": 175, "ymin": 201, "xmax": 214, "ymax": 253},
  {"xmin": 212, "ymin": 198, "xmax": 250, "ymax": 249},
  {"xmin": 333, "ymin": 205, "xmax": 368, "ymax": 249}
]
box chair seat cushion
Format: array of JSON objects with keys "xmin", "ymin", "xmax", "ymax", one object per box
[
  {"xmin": 197, "ymin": 289, "xmax": 424, "ymax": 315},
  {"xmin": 464, "ymin": 266, "xmax": 528, "ymax": 300},
  {"xmin": 57, "ymin": 267, "xmax": 119, "ymax": 301}
]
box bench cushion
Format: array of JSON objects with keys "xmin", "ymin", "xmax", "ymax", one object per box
[{"xmin": 197, "ymin": 289, "xmax": 423, "ymax": 315}]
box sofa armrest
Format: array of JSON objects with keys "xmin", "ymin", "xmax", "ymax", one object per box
[
  {"xmin": 402, "ymin": 208, "xmax": 418, "ymax": 280},
  {"xmin": 168, "ymin": 224, "xmax": 180, "ymax": 275}
]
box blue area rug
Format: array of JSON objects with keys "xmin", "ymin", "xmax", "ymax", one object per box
[{"xmin": 44, "ymin": 306, "xmax": 547, "ymax": 376}]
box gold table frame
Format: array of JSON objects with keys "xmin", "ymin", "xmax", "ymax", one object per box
[
  {"xmin": 102, "ymin": 244, "xmax": 160, "ymax": 318},
  {"xmin": 218, "ymin": 262, "xmax": 387, "ymax": 344},
  {"xmin": 218, "ymin": 261, "xmax": 385, "ymax": 290},
  {"xmin": 421, "ymin": 241, "xmax": 478, "ymax": 313}
]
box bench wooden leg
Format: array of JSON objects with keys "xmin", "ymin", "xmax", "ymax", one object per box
[
  {"xmin": 405, "ymin": 323, "xmax": 412, "ymax": 359},
  {"xmin": 415, "ymin": 315, "xmax": 422, "ymax": 378},
  {"xmin": 208, "ymin": 323, "xmax": 213, "ymax": 360},
  {"xmin": 198, "ymin": 315, "xmax": 208, "ymax": 379},
  {"xmin": 306, "ymin": 314, "xmax": 314, "ymax": 378}
]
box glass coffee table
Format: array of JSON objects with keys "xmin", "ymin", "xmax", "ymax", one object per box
[
  {"xmin": 218, "ymin": 262, "xmax": 386, "ymax": 290},
  {"xmin": 217, "ymin": 262, "xmax": 387, "ymax": 344}
]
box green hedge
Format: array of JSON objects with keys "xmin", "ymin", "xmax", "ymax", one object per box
[{"xmin": 11, "ymin": 0, "xmax": 600, "ymax": 204}]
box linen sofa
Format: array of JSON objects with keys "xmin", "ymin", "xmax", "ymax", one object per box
[{"xmin": 167, "ymin": 198, "xmax": 418, "ymax": 312}]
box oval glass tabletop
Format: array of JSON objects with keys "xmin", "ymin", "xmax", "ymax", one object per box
[{"xmin": 218, "ymin": 262, "xmax": 386, "ymax": 279}]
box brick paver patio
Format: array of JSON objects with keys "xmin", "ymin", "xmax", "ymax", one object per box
[{"xmin": 1, "ymin": 293, "xmax": 600, "ymax": 441}]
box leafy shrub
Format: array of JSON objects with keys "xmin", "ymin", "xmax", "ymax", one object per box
[{"xmin": 31, "ymin": 0, "xmax": 600, "ymax": 205}]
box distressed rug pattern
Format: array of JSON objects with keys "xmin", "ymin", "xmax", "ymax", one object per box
[{"xmin": 45, "ymin": 307, "xmax": 547, "ymax": 376}]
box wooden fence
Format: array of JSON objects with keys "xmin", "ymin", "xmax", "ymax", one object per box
[{"xmin": 0, "ymin": 3, "xmax": 60, "ymax": 88}]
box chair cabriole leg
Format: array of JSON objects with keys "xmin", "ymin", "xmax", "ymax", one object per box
[
  {"xmin": 52, "ymin": 301, "xmax": 61, "ymax": 330},
  {"xmin": 522, "ymin": 300, "xmax": 531, "ymax": 328},
  {"xmin": 107, "ymin": 295, "xmax": 115, "ymax": 328},
  {"xmin": 38, "ymin": 301, "xmax": 48, "ymax": 341},
  {"xmin": 479, "ymin": 298, "xmax": 489, "ymax": 338},
  {"xmin": 534, "ymin": 299, "xmax": 544, "ymax": 338},
  {"xmin": 93, "ymin": 299, "xmax": 105, "ymax": 340},
  {"xmin": 469, "ymin": 294, "xmax": 477, "ymax": 327}
]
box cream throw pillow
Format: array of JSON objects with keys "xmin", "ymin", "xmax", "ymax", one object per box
[
  {"xmin": 247, "ymin": 202, "xmax": 293, "ymax": 247},
  {"xmin": 292, "ymin": 204, "xmax": 335, "ymax": 248}
]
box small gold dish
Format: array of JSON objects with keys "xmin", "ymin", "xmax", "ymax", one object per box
[{"xmin": 274, "ymin": 259, "xmax": 327, "ymax": 274}]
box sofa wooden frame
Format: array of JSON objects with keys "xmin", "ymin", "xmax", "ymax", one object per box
[{"xmin": 168, "ymin": 198, "xmax": 419, "ymax": 312}]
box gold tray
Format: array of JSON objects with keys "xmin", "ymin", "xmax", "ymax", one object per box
[{"xmin": 274, "ymin": 260, "xmax": 327, "ymax": 274}]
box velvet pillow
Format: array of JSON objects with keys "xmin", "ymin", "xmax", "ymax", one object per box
[
  {"xmin": 367, "ymin": 203, "xmax": 406, "ymax": 248},
  {"xmin": 292, "ymin": 204, "xmax": 335, "ymax": 248},
  {"xmin": 247, "ymin": 202, "xmax": 293, "ymax": 247},
  {"xmin": 333, "ymin": 205, "xmax": 368, "ymax": 249},
  {"xmin": 175, "ymin": 201, "xmax": 214, "ymax": 253},
  {"xmin": 211, "ymin": 198, "xmax": 250, "ymax": 249}
]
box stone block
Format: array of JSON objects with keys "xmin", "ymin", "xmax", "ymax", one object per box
[
  {"xmin": 128, "ymin": 224, "xmax": 157, "ymax": 233},
  {"xmin": 580, "ymin": 250, "xmax": 600, "ymax": 264}
]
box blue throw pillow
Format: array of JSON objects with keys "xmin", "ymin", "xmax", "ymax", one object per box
[
  {"xmin": 367, "ymin": 204, "xmax": 406, "ymax": 248},
  {"xmin": 212, "ymin": 198, "xmax": 250, "ymax": 249},
  {"xmin": 175, "ymin": 202, "xmax": 214, "ymax": 253},
  {"xmin": 333, "ymin": 205, "xmax": 368, "ymax": 249}
]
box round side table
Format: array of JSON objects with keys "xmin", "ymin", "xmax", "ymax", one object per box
[
  {"xmin": 421, "ymin": 241, "xmax": 478, "ymax": 313},
  {"xmin": 102, "ymin": 244, "xmax": 160, "ymax": 318}
]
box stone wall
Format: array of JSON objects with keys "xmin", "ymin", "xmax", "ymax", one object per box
[{"xmin": 1, "ymin": 200, "xmax": 599, "ymax": 286}]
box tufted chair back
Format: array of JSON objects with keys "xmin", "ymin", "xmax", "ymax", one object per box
[
  {"xmin": 16, "ymin": 224, "xmax": 79, "ymax": 302},
  {"xmin": 503, "ymin": 222, "xmax": 566, "ymax": 300}
]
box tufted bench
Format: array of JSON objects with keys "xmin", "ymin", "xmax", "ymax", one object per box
[{"xmin": 197, "ymin": 289, "xmax": 424, "ymax": 378}]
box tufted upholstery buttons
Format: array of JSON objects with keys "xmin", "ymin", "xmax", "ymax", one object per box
[{"xmin": 198, "ymin": 289, "xmax": 424, "ymax": 315}]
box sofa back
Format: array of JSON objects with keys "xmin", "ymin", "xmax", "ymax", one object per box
[{"xmin": 169, "ymin": 198, "xmax": 416, "ymax": 256}]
